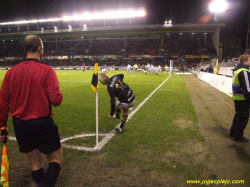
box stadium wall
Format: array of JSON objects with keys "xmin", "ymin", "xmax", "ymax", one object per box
[{"xmin": 191, "ymin": 71, "xmax": 232, "ymax": 97}]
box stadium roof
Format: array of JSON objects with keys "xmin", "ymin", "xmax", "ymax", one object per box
[{"xmin": 0, "ymin": 23, "xmax": 226, "ymax": 41}]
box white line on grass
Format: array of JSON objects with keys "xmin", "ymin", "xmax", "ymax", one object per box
[{"xmin": 61, "ymin": 133, "xmax": 108, "ymax": 151}]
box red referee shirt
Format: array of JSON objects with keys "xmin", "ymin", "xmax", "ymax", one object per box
[{"xmin": 0, "ymin": 59, "xmax": 63, "ymax": 127}]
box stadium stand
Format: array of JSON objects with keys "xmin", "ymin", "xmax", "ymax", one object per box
[
  {"xmin": 0, "ymin": 23, "xmax": 237, "ymax": 74},
  {"xmin": 0, "ymin": 33, "xmax": 217, "ymax": 58}
]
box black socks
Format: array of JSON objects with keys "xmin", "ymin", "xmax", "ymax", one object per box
[
  {"xmin": 31, "ymin": 162, "xmax": 61, "ymax": 187},
  {"xmin": 115, "ymin": 109, "xmax": 121, "ymax": 118},
  {"xmin": 31, "ymin": 168, "xmax": 45, "ymax": 187},
  {"xmin": 44, "ymin": 162, "xmax": 61, "ymax": 187},
  {"xmin": 120, "ymin": 115, "xmax": 128, "ymax": 129}
]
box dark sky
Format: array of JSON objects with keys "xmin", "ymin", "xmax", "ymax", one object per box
[
  {"xmin": 0, "ymin": 0, "xmax": 249, "ymax": 46},
  {"xmin": 0, "ymin": 0, "xmax": 248, "ymax": 23}
]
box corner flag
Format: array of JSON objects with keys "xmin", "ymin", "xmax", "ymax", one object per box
[
  {"xmin": 91, "ymin": 63, "xmax": 99, "ymax": 92},
  {"xmin": 91, "ymin": 63, "xmax": 99, "ymax": 149}
]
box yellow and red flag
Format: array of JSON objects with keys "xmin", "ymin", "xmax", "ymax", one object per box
[
  {"xmin": 1, "ymin": 143, "xmax": 9, "ymax": 187},
  {"xmin": 91, "ymin": 63, "xmax": 99, "ymax": 92}
]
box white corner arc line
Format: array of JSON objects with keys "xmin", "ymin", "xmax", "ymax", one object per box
[{"xmin": 61, "ymin": 133, "xmax": 108, "ymax": 143}]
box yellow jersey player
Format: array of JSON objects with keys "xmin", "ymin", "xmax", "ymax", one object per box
[{"xmin": 165, "ymin": 65, "xmax": 169, "ymax": 74}]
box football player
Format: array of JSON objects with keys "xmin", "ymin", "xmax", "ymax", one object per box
[{"xmin": 98, "ymin": 73, "xmax": 135, "ymax": 132}]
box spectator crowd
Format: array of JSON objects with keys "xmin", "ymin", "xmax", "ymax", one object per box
[{"xmin": 0, "ymin": 33, "xmax": 216, "ymax": 68}]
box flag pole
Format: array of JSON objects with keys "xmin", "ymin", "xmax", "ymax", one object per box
[
  {"xmin": 91, "ymin": 63, "xmax": 99, "ymax": 150},
  {"xmin": 96, "ymin": 91, "xmax": 99, "ymax": 149}
]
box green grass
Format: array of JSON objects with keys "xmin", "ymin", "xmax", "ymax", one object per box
[{"xmin": 0, "ymin": 69, "xmax": 208, "ymax": 186}]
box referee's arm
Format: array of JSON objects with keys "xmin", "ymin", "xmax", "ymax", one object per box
[{"xmin": 46, "ymin": 68, "xmax": 63, "ymax": 106}]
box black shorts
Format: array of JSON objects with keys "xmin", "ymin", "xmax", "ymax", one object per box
[{"xmin": 13, "ymin": 116, "xmax": 61, "ymax": 154}]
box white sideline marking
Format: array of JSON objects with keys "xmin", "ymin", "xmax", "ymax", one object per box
[
  {"xmin": 9, "ymin": 137, "xmax": 16, "ymax": 141},
  {"xmin": 8, "ymin": 75, "xmax": 171, "ymax": 152}
]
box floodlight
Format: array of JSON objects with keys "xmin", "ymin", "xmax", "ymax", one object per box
[
  {"xmin": 63, "ymin": 10, "xmax": 145, "ymax": 21},
  {"xmin": 0, "ymin": 10, "xmax": 145, "ymax": 26},
  {"xmin": 209, "ymin": 0, "xmax": 228, "ymax": 13},
  {"xmin": 209, "ymin": 0, "xmax": 228, "ymax": 22},
  {"xmin": 164, "ymin": 20, "xmax": 172, "ymax": 26}
]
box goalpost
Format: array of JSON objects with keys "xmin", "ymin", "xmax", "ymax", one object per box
[{"xmin": 170, "ymin": 60, "xmax": 173, "ymax": 75}]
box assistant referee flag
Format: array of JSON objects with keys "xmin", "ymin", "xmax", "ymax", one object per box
[
  {"xmin": 1, "ymin": 144, "xmax": 9, "ymax": 187},
  {"xmin": 1, "ymin": 127, "xmax": 9, "ymax": 187},
  {"xmin": 91, "ymin": 63, "xmax": 99, "ymax": 92}
]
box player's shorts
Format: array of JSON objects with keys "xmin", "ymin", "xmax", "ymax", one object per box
[
  {"xmin": 116, "ymin": 98, "xmax": 135, "ymax": 110},
  {"xmin": 13, "ymin": 116, "xmax": 61, "ymax": 154}
]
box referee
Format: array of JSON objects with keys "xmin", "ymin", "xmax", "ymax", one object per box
[{"xmin": 0, "ymin": 35, "xmax": 63, "ymax": 186}]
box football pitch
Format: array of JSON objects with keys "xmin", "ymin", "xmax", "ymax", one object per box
[
  {"xmin": 1, "ymin": 70, "xmax": 199, "ymax": 151},
  {"xmin": 3, "ymin": 69, "xmax": 249, "ymax": 186}
]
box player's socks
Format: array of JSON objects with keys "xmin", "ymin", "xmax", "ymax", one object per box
[
  {"xmin": 31, "ymin": 168, "xmax": 45, "ymax": 187},
  {"xmin": 44, "ymin": 162, "xmax": 61, "ymax": 187},
  {"xmin": 115, "ymin": 109, "xmax": 121, "ymax": 119},
  {"xmin": 120, "ymin": 115, "xmax": 128, "ymax": 129}
]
